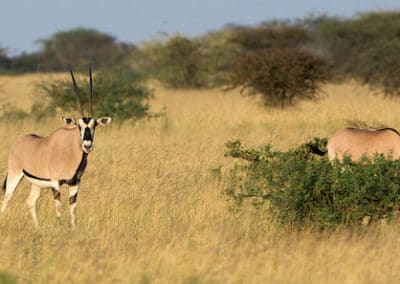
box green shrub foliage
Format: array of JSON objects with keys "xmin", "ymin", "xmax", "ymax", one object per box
[
  {"xmin": 36, "ymin": 66, "xmax": 151, "ymax": 121},
  {"xmin": 225, "ymin": 139, "xmax": 400, "ymax": 229},
  {"xmin": 228, "ymin": 24, "xmax": 310, "ymax": 50},
  {"xmin": 138, "ymin": 35, "xmax": 209, "ymax": 88},
  {"xmin": 227, "ymin": 48, "xmax": 331, "ymax": 108}
]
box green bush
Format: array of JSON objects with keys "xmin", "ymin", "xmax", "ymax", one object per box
[
  {"xmin": 228, "ymin": 23, "xmax": 310, "ymax": 50},
  {"xmin": 227, "ymin": 48, "xmax": 332, "ymax": 108},
  {"xmin": 225, "ymin": 139, "xmax": 400, "ymax": 229},
  {"xmin": 138, "ymin": 35, "xmax": 208, "ymax": 88},
  {"xmin": 0, "ymin": 103, "xmax": 29, "ymax": 121},
  {"xmin": 35, "ymin": 65, "xmax": 152, "ymax": 121},
  {"xmin": 224, "ymin": 23, "xmax": 331, "ymax": 108}
]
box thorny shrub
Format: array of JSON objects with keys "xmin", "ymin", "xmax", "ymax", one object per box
[{"xmin": 225, "ymin": 138, "xmax": 400, "ymax": 229}]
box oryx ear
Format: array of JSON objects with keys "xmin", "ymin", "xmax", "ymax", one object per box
[
  {"xmin": 62, "ymin": 117, "xmax": 77, "ymax": 125},
  {"xmin": 96, "ymin": 116, "xmax": 112, "ymax": 126}
]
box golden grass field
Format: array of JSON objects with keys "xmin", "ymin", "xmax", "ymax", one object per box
[{"xmin": 1, "ymin": 74, "xmax": 400, "ymax": 283}]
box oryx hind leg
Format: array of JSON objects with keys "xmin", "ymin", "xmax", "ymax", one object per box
[
  {"xmin": 1, "ymin": 172, "xmax": 23, "ymax": 215},
  {"xmin": 68, "ymin": 185, "xmax": 79, "ymax": 229},
  {"xmin": 27, "ymin": 184, "xmax": 41, "ymax": 229},
  {"xmin": 26, "ymin": 184, "xmax": 42, "ymax": 229}
]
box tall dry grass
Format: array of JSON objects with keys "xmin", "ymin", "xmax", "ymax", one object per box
[{"xmin": 0, "ymin": 74, "xmax": 400, "ymax": 283}]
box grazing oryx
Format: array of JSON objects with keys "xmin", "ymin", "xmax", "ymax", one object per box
[
  {"xmin": 310, "ymin": 127, "xmax": 400, "ymax": 161},
  {"xmin": 0, "ymin": 65, "xmax": 111, "ymax": 228}
]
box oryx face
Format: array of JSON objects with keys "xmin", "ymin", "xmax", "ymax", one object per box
[
  {"xmin": 66, "ymin": 64, "xmax": 112, "ymax": 153},
  {"xmin": 63, "ymin": 116, "xmax": 112, "ymax": 153}
]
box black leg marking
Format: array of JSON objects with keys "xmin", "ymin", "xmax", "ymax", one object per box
[
  {"xmin": 52, "ymin": 188, "xmax": 61, "ymax": 201},
  {"xmin": 2, "ymin": 176, "xmax": 7, "ymax": 193},
  {"xmin": 69, "ymin": 193, "xmax": 78, "ymax": 205}
]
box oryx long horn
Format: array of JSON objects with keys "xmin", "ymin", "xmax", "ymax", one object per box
[
  {"xmin": 89, "ymin": 64, "xmax": 93, "ymax": 117},
  {"xmin": 68, "ymin": 65, "xmax": 85, "ymax": 117}
]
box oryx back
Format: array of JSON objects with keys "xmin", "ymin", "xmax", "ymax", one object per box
[{"xmin": 327, "ymin": 127, "xmax": 400, "ymax": 161}]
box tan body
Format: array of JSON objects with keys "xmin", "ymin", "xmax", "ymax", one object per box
[
  {"xmin": 10, "ymin": 126, "xmax": 83, "ymax": 182},
  {"xmin": 327, "ymin": 128, "xmax": 400, "ymax": 161},
  {"xmin": 1, "ymin": 124, "xmax": 88, "ymax": 229}
]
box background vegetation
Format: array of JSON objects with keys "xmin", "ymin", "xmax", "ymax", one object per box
[
  {"xmin": 1, "ymin": 11, "xmax": 400, "ymax": 107},
  {"xmin": 310, "ymin": 12, "xmax": 400, "ymax": 95},
  {"xmin": 2, "ymin": 11, "xmax": 400, "ymax": 101},
  {"xmin": 137, "ymin": 35, "xmax": 209, "ymax": 88},
  {"xmin": 0, "ymin": 28, "xmax": 134, "ymax": 73},
  {"xmin": 35, "ymin": 65, "xmax": 152, "ymax": 121},
  {"xmin": 0, "ymin": 65, "xmax": 152, "ymax": 122},
  {"xmin": 227, "ymin": 48, "xmax": 331, "ymax": 108}
]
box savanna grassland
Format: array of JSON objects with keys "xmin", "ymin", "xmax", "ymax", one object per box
[{"xmin": 1, "ymin": 74, "xmax": 400, "ymax": 283}]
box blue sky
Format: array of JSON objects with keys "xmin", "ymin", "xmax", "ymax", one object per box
[{"xmin": 1, "ymin": 0, "xmax": 399, "ymax": 55}]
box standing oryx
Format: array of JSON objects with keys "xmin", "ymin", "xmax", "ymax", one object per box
[
  {"xmin": 0, "ymin": 65, "xmax": 111, "ymax": 228},
  {"xmin": 310, "ymin": 127, "xmax": 400, "ymax": 161}
]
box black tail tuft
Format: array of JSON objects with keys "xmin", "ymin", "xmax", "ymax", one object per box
[
  {"xmin": 307, "ymin": 143, "xmax": 327, "ymax": 156},
  {"xmin": 2, "ymin": 176, "xmax": 7, "ymax": 193}
]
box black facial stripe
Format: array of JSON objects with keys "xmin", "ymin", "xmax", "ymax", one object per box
[
  {"xmin": 82, "ymin": 117, "xmax": 91, "ymax": 124},
  {"xmin": 83, "ymin": 127, "xmax": 92, "ymax": 140}
]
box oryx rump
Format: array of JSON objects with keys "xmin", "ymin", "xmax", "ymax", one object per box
[{"xmin": 310, "ymin": 127, "xmax": 400, "ymax": 161}]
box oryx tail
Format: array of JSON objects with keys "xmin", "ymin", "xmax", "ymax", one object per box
[
  {"xmin": 307, "ymin": 143, "xmax": 327, "ymax": 156},
  {"xmin": 312, "ymin": 127, "xmax": 400, "ymax": 161}
]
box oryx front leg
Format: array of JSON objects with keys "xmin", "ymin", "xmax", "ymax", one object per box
[
  {"xmin": 52, "ymin": 187, "xmax": 61, "ymax": 218},
  {"xmin": 27, "ymin": 184, "xmax": 41, "ymax": 229},
  {"xmin": 69, "ymin": 185, "xmax": 79, "ymax": 229}
]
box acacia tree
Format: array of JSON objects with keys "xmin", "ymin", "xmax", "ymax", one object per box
[
  {"xmin": 228, "ymin": 24, "xmax": 310, "ymax": 50},
  {"xmin": 37, "ymin": 28, "xmax": 133, "ymax": 70},
  {"xmin": 228, "ymin": 48, "xmax": 331, "ymax": 109},
  {"xmin": 139, "ymin": 35, "xmax": 207, "ymax": 88}
]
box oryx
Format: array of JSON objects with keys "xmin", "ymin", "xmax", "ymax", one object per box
[
  {"xmin": 310, "ymin": 127, "xmax": 400, "ymax": 161},
  {"xmin": 0, "ymin": 65, "xmax": 111, "ymax": 228}
]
